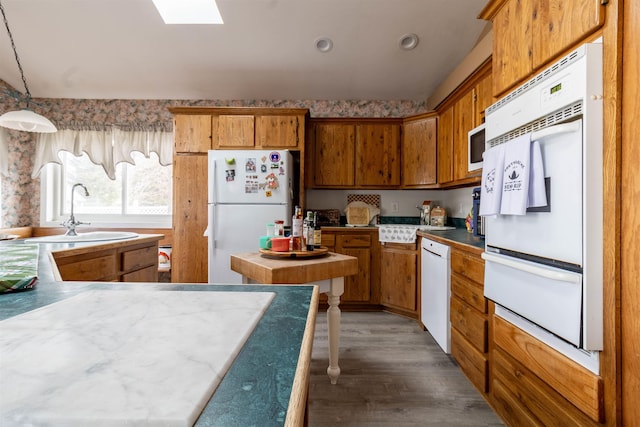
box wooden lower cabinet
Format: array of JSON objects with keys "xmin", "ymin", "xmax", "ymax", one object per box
[
  {"xmin": 491, "ymin": 315, "xmax": 604, "ymax": 425},
  {"xmin": 380, "ymin": 242, "xmax": 418, "ymax": 318},
  {"xmin": 320, "ymin": 229, "xmax": 380, "ymax": 308},
  {"xmin": 449, "ymin": 247, "xmax": 489, "ymax": 393},
  {"xmin": 52, "ymin": 237, "xmax": 161, "ymax": 282}
]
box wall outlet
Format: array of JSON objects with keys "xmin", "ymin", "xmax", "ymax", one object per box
[{"xmin": 391, "ymin": 201, "xmax": 399, "ymax": 213}]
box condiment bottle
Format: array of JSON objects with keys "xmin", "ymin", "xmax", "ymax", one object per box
[
  {"xmin": 305, "ymin": 211, "xmax": 314, "ymax": 251},
  {"xmin": 274, "ymin": 220, "xmax": 284, "ymax": 236},
  {"xmin": 291, "ymin": 206, "xmax": 303, "ymax": 251},
  {"xmin": 313, "ymin": 212, "xmax": 322, "ymax": 248}
]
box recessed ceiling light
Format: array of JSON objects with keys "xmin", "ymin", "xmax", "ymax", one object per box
[
  {"xmin": 152, "ymin": 0, "xmax": 223, "ymax": 24},
  {"xmin": 399, "ymin": 33, "xmax": 419, "ymax": 50},
  {"xmin": 315, "ymin": 37, "xmax": 333, "ymax": 53}
]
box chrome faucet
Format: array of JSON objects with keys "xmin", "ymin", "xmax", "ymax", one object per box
[{"xmin": 62, "ymin": 183, "xmax": 90, "ymax": 236}]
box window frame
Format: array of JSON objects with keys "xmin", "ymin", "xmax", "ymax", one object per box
[{"xmin": 39, "ymin": 156, "xmax": 172, "ymax": 229}]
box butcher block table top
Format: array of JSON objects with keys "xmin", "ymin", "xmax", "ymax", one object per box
[{"xmin": 231, "ymin": 251, "xmax": 358, "ymax": 284}]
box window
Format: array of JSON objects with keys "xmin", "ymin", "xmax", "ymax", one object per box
[{"xmin": 41, "ymin": 152, "xmax": 172, "ymax": 228}]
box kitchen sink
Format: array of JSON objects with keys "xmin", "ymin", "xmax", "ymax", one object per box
[{"xmin": 25, "ymin": 231, "xmax": 139, "ymax": 243}]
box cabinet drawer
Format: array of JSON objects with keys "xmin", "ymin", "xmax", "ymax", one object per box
[
  {"xmin": 451, "ymin": 272, "xmax": 487, "ymax": 313},
  {"xmin": 493, "ymin": 315, "xmax": 603, "ymax": 423},
  {"xmin": 451, "ymin": 327, "xmax": 488, "ymax": 393},
  {"xmin": 450, "ymin": 295, "xmax": 487, "ymax": 352},
  {"xmin": 122, "ymin": 246, "xmax": 156, "ymax": 272},
  {"xmin": 321, "ymin": 234, "xmax": 336, "ymax": 248},
  {"xmin": 122, "ymin": 265, "xmax": 159, "ymax": 282},
  {"xmin": 451, "ymin": 249, "xmax": 484, "ymax": 284},
  {"xmin": 383, "ymin": 241, "xmax": 417, "ymax": 251},
  {"xmin": 492, "ymin": 348, "xmax": 596, "ymax": 427},
  {"xmin": 57, "ymin": 255, "xmax": 116, "ymax": 281},
  {"xmin": 337, "ymin": 234, "xmax": 372, "ymax": 247}
]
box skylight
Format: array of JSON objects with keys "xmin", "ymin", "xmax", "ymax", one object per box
[{"xmin": 152, "ymin": 0, "xmax": 223, "ymax": 24}]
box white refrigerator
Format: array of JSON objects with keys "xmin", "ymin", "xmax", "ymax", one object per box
[{"xmin": 207, "ymin": 149, "xmax": 293, "ymax": 283}]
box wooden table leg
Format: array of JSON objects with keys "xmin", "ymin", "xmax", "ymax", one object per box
[
  {"xmin": 241, "ymin": 274, "xmax": 344, "ymax": 384},
  {"xmin": 326, "ymin": 276, "xmax": 344, "ymax": 385}
]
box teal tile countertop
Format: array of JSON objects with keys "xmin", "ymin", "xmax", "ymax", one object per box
[{"xmin": 0, "ymin": 240, "xmax": 316, "ymax": 427}]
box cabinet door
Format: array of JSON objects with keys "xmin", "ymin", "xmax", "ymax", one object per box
[
  {"xmin": 313, "ymin": 123, "xmax": 356, "ymax": 186},
  {"xmin": 214, "ymin": 115, "xmax": 255, "ymax": 148},
  {"xmin": 355, "ymin": 123, "xmax": 401, "ymax": 187},
  {"xmin": 453, "ymin": 90, "xmax": 475, "ymax": 181},
  {"xmin": 437, "ymin": 107, "xmax": 454, "ymax": 184},
  {"xmin": 492, "ymin": 0, "xmax": 534, "ymax": 96},
  {"xmin": 532, "ymin": 0, "xmax": 605, "ymax": 70},
  {"xmin": 380, "ymin": 247, "xmax": 417, "ymax": 312},
  {"xmin": 342, "ymin": 247, "xmax": 372, "ymax": 302},
  {"xmin": 174, "ymin": 115, "xmax": 212, "ymax": 153},
  {"xmin": 256, "ymin": 115, "xmax": 299, "ymax": 148},
  {"xmin": 402, "ymin": 116, "xmax": 437, "ymax": 186},
  {"xmin": 474, "ymin": 73, "xmax": 493, "ymax": 128},
  {"xmin": 336, "ymin": 233, "xmax": 373, "ymax": 304},
  {"xmin": 172, "ymin": 154, "xmax": 209, "ymax": 283}
]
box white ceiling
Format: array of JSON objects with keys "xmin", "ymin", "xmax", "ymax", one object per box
[{"xmin": 0, "ymin": 0, "xmax": 489, "ymax": 102}]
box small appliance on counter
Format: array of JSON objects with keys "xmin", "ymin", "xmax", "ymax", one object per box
[
  {"xmin": 417, "ymin": 200, "xmax": 432, "ymax": 225},
  {"xmin": 430, "ymin": 206, "xmax": 447, "ymax": 227},
  {"xmin": 472, "ymin": 187, "xmax": 485, "ymax": 238},
  {"xmin": 314, "ymin": 209, "xmax": 341, "ymax": 226}
]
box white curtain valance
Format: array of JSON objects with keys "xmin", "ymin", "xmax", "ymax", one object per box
[{"xmin": 32, "ymin": 128, "xmax": 173, "ymax": 180}]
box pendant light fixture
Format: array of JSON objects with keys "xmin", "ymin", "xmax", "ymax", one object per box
[{"xmin": 0, "ymin": 0, "xmax": 56, "ymax": 133}]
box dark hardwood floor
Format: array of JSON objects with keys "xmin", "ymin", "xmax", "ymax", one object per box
[{"xmin": 308, "ymin": 311, "xmax": 503, "ymax": 426}]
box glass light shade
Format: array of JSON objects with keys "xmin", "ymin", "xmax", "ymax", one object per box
[{"xmin": 0, "ymin": 109, "xmax": 57, "ymax": 133}]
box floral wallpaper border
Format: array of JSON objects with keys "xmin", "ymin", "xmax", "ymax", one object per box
[{"xmin": 1, "ymin": 79, "xmax": 428, "ymax": 227}]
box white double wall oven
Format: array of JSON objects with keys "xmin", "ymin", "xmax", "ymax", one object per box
[{"xmin": 482, "ymin": 42, "xmax": 604, "ymax": 374}]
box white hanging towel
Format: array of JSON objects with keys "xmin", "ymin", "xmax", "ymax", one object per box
[
  {"xmin": 500, "ymin": 133, "xmax": 532, "ymax": 215},
  {"xmin": 528, "ymin": 139, "xmax": 547, "ymax": 208},
  {"xmin": 479, "ymin": 144, "xmax": 505, "ymax": 216}
]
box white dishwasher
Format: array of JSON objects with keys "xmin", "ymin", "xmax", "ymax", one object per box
[{"xmin": 421, "ymin": 237, "xmax": 451, "ymax": 354}]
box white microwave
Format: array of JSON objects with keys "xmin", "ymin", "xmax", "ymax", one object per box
[{"xmin": 468, "ymin": 123, "xmax": 486, "ymax": 172}]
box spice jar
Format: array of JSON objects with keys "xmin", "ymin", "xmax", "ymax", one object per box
[{"xmin": 274, "ymin": 220, "xmax": 285, "ymax": 236}]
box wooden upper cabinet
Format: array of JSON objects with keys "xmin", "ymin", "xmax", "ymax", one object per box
[
  {"xmin": 313, "ymin": 122, "xmax": 356, "ymax": 187},
  {"xmin": 402, "ymin": 114, "xmax": 437, "ymax": 187},
  {"xmin": 532, "ymin": 0, "xmax": 605, "ymax": 70},
  {"xmin": 256, "ymin": 115, "xmax": 300, "ymax": 147},
  {"xmin": 491, "ymin": 0, "xmax": 534, "ymax": 96},
  {"xmin": 214, "ymin": 115, "xmax": 255, "ymax": 148},
  {"xmin": 437, "ymin": 106, "xmax": 454, "ymax": 185},
  {"xmin": 435, "ymin": 60, "xmax": 490, "ymax": 187},
  {"xmin": 174, "ymin": 114, "xmax": 212, "ymax": 153},
  {"xmin": 483, "ymin": 0, "xmax": 605, "ymax": 96},
  {"xmin": 453, "ymin": 91, "xmax": 475, "ymax": 182},
  {"xmin": 355, "ymin": 122, "xmax": 401, "ymax": 187},
  {"xmin": 474, "ymin": 73, "xmax": 493, "ymax": 127}
]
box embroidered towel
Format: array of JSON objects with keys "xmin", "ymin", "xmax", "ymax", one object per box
[
  {"xmin": 500, "ymin": 133, "xmax": 532, "ymax": 215},
  {"xmin": 528, "ymin": 139, "xmax": 547, "ymax": 208},
  {"xmin": 479, "ymin": 144, "xmax": 505, "ymax": 216}
]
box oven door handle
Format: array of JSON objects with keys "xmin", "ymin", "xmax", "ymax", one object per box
[
  {"xmin": 481, "ymin": 252, "xmax": 581, "ymax": 284},
  {"xmin": 530, "ymin": 120, "xmax": 581, "ymax": 141}
]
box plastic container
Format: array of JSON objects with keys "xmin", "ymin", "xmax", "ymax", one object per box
[
  {"xmin": 269, "ymin": 237, "xmax": 290, "ymax": 252},
  {"xmin": 266, "ymin": 223, "xmax": 275, "ymax": 237}
]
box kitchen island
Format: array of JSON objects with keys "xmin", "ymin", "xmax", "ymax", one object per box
[
  {"xmin": 230, "ymin": 251, "xmax": 358, "ymax": 385},
  {"xmin": 0, "ymin": 239, "xmax": 318, "ymax": 427}
]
